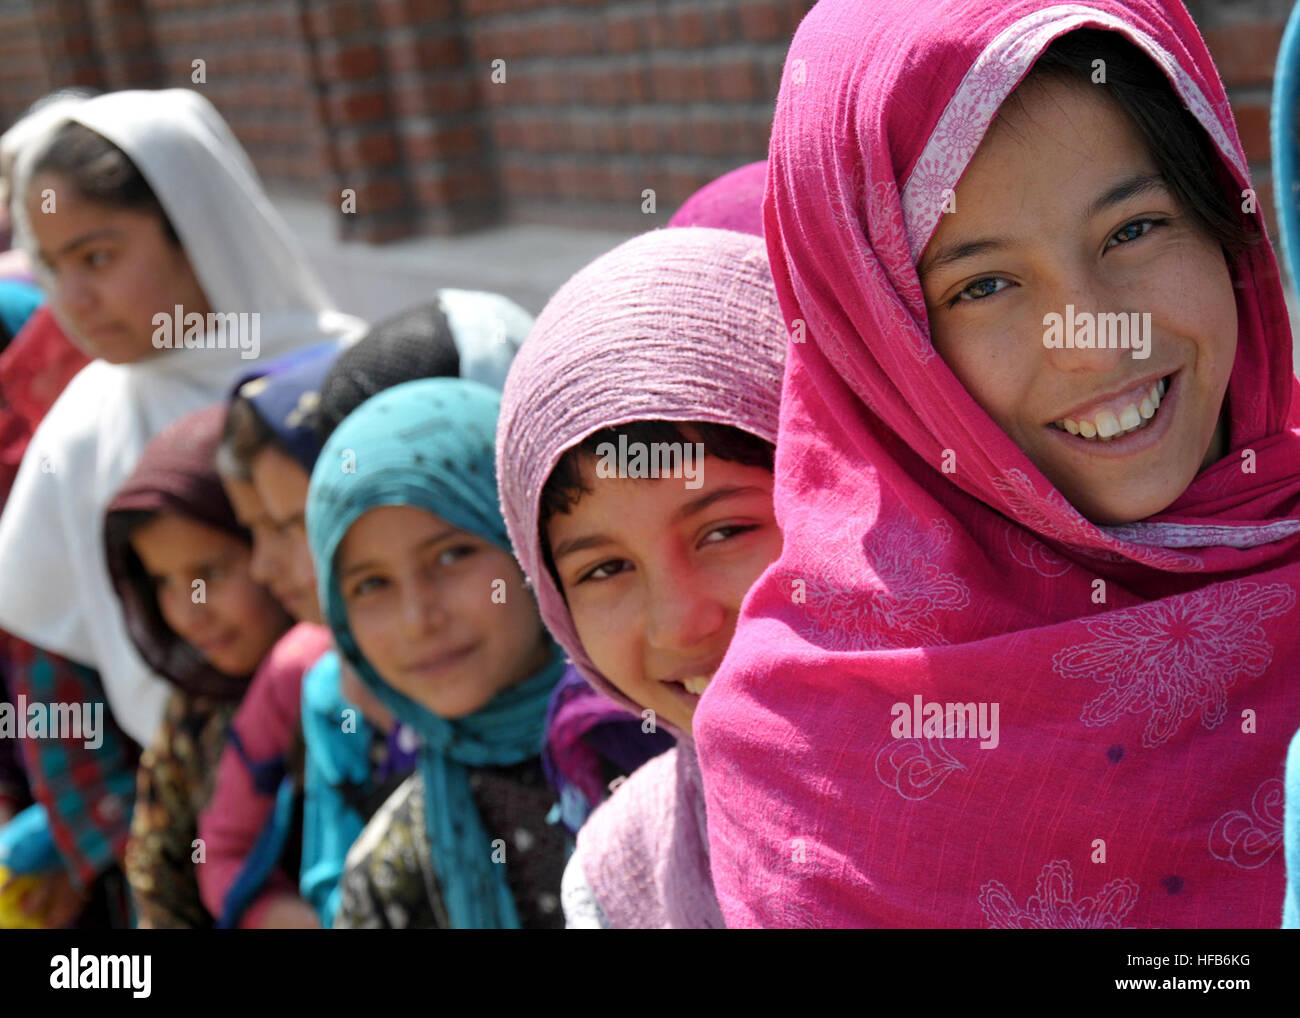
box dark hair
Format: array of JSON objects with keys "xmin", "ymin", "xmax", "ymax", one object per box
[
  {"xmin": 102, "ymin": 508, "xmax": 158, "ymax": 558},
  {"xmin": 538, "ymin": 420, "xmax": 774, "ymax": 590},
  {"xmin": 314, "ymin": 300, "xmax": 459, "ymax": 444},
  {"xmin": 1019, "ymin": 29, "xmax": 1257, "ymax": 259},
  {"xmin": 31, "ymin": 120, "xmax": 179, "ymax": 244},
  {"xmin": 217, "ymin": 395, "xmax": 276, "ymax": 481}
]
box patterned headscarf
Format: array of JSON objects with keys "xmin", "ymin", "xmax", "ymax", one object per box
[{"xmin": 695, "ymin": 0, "xmax": 1300, "ymax": 929}]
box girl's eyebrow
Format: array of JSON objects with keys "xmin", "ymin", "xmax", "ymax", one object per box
[
  {"xmin": 1084, "ymin": 171, "xmax": 1167, "ymax": 221},
  {"xmin": 339, "ymin": 526, "xmax": 459, "ymax": 580},
  {"xmin": 270, "ymin": 509, "xmax": 306, "ymax": 532},
  {"xmin": 551, "ymin": 532, "xmax": 612, "ymax": 563},
  {"xmin": 49, "ymin": 226, "xmax": 122, "ymax": 261},
  {"xmin": 919, "ymin": 173, "xmax": 1169, "ymax": 281},
  {"xmin": 552, "ymin": 484, "xmax": 770, "ymax": 562},
  {"xmin": 151, "ymin": 549, "xmax": 239, "ymax": 580},
  {"xmin": 670, "ymin": 484, "xmax": 770, "ymax": 524},
  {"xmin": 920, "ymin": 237, "xmax": 1012, "ymax": 279}
]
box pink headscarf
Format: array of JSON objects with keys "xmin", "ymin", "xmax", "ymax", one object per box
[
  {"xmin": 497, "ymin": 227, "xmax": 787, "ymax": 927},
  {"xmin": 667, "ymin": 161, "xmax": 767, "ymax": 237},
  {"xmin": 695, "ymin": 0, "xmax": 1300, "ymax": 928}
]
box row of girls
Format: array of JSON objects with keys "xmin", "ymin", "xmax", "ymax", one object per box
[{"xmin": 3, "ymin": 0, "xmax": 1300, "ymax": 930}]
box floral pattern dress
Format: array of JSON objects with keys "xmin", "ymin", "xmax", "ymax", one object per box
[
  {"xmin": 124, "ymin": 690, "xmax": 235, "ymax": 929},
  {"xmin": 334, "ymin": 760, "xmax": 567, "ymax": 929}
]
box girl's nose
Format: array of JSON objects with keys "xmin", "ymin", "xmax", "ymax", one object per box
[
  {"xmin": 644, "ymin": 564, "xmax": 726, "ymax": 653},
  {"xmin": 247, "ymin": 533, "xmax": 274, "ymax": 586},
  {"xmin": 1038, "ymin": 278, "xmax": 1139, "ymax": 375},
  {"xmin": 57, "ymin": 269, "xmax": 97, "ymax": 319},
  {"xmin": 165, "ymin": 584, "xmax": 212, "ymax": 640},
  {"xmin": 399, "ymin": 578, "xmax": 444, "ymax": 638}
]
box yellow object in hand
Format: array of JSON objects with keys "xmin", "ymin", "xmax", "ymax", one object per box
[{"xmin": 0, "ymin": 864, "xmax": 55, "ymax": 929}]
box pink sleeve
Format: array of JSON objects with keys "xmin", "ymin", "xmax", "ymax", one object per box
[{"xmin": 197, "ymin": 623, "xmax": 331, "ymax": 925}]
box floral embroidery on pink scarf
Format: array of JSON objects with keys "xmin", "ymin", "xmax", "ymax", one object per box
[
  {"xmin": 1004, "ymin": 528, "xmax": 1073, "ymax": 578},
  {"xmin": 800, "ymin": 517, "xmax": 970, "ymax": 650},
  {"xmin": 1052, "ymin": 582, "xmax": 1296, "ymax": 748},
  {"xmin": 1209, "ymin": 776, "xmax": 1285, "ymax": 870},
  {"xmin": 875, "ymin": 737, "xmax": 967, "ymax": 801},
  {"xmin": 980, "ymin": 859, "xmax": 1139, "ymax": 929},
  {"xmin": 865, "ymin": 180, "xmax": 928, "ymax": 336},
  {"xmin": 994, "ymin": 468, "xmax": 1206, "ymax": 570}
]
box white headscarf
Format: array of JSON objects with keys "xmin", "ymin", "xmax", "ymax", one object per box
[
  {"xmin": 0, "ymin": 89, "xmax": 364, "ymax": 746},
  {"xmin": 0, "ymin": 91, "xmax": 93, "ymax": 212}
]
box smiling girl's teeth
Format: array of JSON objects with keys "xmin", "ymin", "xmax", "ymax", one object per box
[
  {"xmin": 1057, "ymin": 379, "xmax": 1165, "ymax": 441},
  {"xmin": 681, "ymin": 676, "xmax": 711, "ymax": 695}
]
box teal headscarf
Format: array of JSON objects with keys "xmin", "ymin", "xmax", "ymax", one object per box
[{"xmin": 305, "ymin": 377, "xmax": 563, "ymax": 929}]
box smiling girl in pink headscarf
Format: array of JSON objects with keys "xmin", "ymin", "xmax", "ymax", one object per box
[{"xmin": 694, "ymin": 0, "xmax": 1300, "ymax": 929}]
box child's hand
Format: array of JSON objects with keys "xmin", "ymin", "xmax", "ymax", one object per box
[
  {"xmin": 255, "ymin": 893, "xmax": 322, "ymax": 929},
  {"xmin": 0, "ymin": 865, "xmax": 87, "ymax": 928}
]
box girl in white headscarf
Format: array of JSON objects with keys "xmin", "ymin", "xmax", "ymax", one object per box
[{"xmin": 0, "ymin": 89, "xmax": 362, "ymax": 924}]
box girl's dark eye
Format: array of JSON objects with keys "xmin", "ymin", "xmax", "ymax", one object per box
[
  {"xmin": 436, "ymin": 545, "xmax": 474, "ymax": 567},
  {"xmin": 1107, "ymin": 218, "xmax": 1166, "ymax": 248},
  {"xmin": 701, "ymin": 524, "xmax": 761, "ymax": 546},
  {"xmin": 577, "ymin": 559, "xmax": 629, "ymax": 584},
  {"xmin": 85, "ymin": 249, "xmax": 112, "ymax": 269},
  {"xmin": 350, "ymin": 575, "xmax": 387, "ymax": 598},
  {"xmin": 947, "ymin": 276, "xmax": 1010, "ymax": 309}
]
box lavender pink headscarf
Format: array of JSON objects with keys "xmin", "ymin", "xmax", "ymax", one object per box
[
  {"xmin": 497, "ymin": 227, "xmax": 787, "ymax": 927},
  {"xmin": 695, "ymin": 0, "xmax": 1300, "ymax": 928}
]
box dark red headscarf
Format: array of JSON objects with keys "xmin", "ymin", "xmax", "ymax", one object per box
[{"xmin": 104, "ymin": 404, "xmax": 289, "ymax": 701}]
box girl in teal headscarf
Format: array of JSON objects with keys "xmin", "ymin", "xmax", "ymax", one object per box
[{"xmin": 305, "ymin": 377, "xmax": 567, "ymax": 929}]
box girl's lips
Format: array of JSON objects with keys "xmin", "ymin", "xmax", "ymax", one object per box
[
  {"xmin": 1044, "ymin": 371, "xmax": 1178, "ymax": 459},
  {"xmin": 196, "ymin": 630, "xmax": 239, "ymax": 657},
  {"xmin": 1053, "ymin": 371, "xmax": 1166, "ymax": 425},
  {"xmin": 405, "ymin": 644, "xmax": 477, "ymax": 677},
  {"xmin": 660, "ymin": 681, "xmax": 703, "ymax": 712}
]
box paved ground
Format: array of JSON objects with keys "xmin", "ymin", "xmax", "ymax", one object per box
[{"xmin": 271, "ymin": 192, "xmax": 636, "ymax": 321}]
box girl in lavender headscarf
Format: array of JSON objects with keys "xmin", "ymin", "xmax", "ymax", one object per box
[{"xmin": 497, "ymin": 226, "xmax": 787, "ymax": 927}]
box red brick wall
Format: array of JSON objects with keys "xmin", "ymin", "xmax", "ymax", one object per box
[
  {"xmin": 1188, "ymin": 0, "xmax": 1290, "ymax": 243},
  {"xmin": 0, "ymin": 0, "xmax": 1292, "ymax": 244},
  {"xmin": 469, "ymin": 0, "xmax": 807, "ymax": 230}
]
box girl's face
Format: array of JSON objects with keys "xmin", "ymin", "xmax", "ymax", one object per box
[
  {"xmin": 219, "ymin": 474, "xmax": 307, "ymax": 625},
  {"xmin": 129, "ymin": 512, "xmax": 285, "ymax": 677},
  {"xmin": 546, "ymin": 456, "xmax": 781, "ymax": 735},
  {"xmin": 248, "ymin": 446, "xmax": 322, "ymax": 625},
  {"xmin": 336, "ymin": 504, "xmax": 551, "ymax": 720},
  {"xmin": 918, "ymin": 75, "xmax": 1237, "ymax": 525},
  {"xmin": 26, "ymin": 172, "xmax": 211, "ymax": 365}
]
